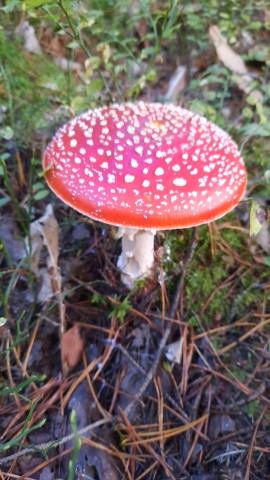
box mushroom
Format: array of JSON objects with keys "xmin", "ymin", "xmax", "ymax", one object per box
[{"xmin": 43, "ymin": 102, "xmax": 247, "ymax": 288}]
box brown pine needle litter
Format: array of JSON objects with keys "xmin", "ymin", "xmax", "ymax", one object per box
[{"xmin": 121, "ymin": 414, "xmax": 208, "ymax": 446}]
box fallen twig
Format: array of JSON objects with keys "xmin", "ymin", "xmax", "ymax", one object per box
[
  {"xmin": 244, "ymin": 405, "xmax": 267, "ymax": 480},
  {"xmin": 0, "ymin": 417, "xmax": 112, "ymax": 465}
]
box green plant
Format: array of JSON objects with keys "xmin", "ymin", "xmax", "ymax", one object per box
[
  {"xmin": 108, "ymin": 295, "xmax": 132, "ymax": 323},
  {"xmin": 182, "ymin": 0, "xmax": 268, "ymax": 50},
  {"xmin": 0, "ymin": 396, "xmax": 46, "ymax": 452},
  {"xmin": 2, "ymin": 0, "xmax": 181, "ymax": 106},
  {"xmin": 68, "ymin": 410, "xmax": 82, "ymax": 480}
]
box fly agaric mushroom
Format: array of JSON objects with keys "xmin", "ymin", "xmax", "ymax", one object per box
[{"xmin": 43, "ymin": 102, "xmax": 247, "ymax": 288}]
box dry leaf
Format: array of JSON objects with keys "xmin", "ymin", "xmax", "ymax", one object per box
[
  {"xmin": 250, "ymin": 201, "xmax": 267, "ymax": 237},
  {"xmin": 61, "ymin": 324, "xmax": 84, "ymax": 372},
  {"xmin": 37, "ymin": 268, "xmax": 56, "ymax": 304},
  {"xmin": 15, "ymin": 21, "xmax": 42, "ymax": 54},
  {"xmin": 28, "ymin": 204, "xmax": 59, "ymax": 273},
  {"xmin": 254, "ymin": 222, "xmax": 270, "ymax": 254},
  {"xmin": 25, "ymin": 204, "xmax": 61, "ymax": 302},
  {"xmin": 209, "ymin": 25, "xmax": 263, "ymax": 103},
  {"xmin": 39, "ymin": 467, "xmax": 55, "ymax": 480},
  {"xmin": 165, "ymin": 338, "xmax": 183, "ymax": 364},
  {"xmin": 164, "ymin": 65, "xmax": 187, "ymax": 102},
  {"xmin": 53, "ymin": 56, "xmax": 82, "ymax": 71},
  {"xmin": 129, "ymin": 323, "xmax": 150, "ymax": 348},
  {"xmin": 250, "ymin": 201, "xmax": 269, "ymax": 254},
  {"xmin": 208, "ymin": 414, "xmax": 236, "ymax": 440}
]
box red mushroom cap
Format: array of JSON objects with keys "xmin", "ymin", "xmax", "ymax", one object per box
[{"xmin": 43, "ymin": 102, "xmax": 247, "ymax": 229}]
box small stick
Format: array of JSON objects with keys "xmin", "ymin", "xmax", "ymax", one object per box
[
  {"xmin": 244, "ymin": 405, "xmax": 267, "ymax": 480},
  {"xmin": 0, "ymin": 417, "xmax": 112, "ymax": 465}
]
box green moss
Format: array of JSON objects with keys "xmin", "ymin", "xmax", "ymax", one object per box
[
  {"xmin": 232, "ymin": 280, "xmax": 265, "ymax": 318},
  {"xmin": 220, "ymin": 225, "xmax": 246, "ymax": 250},
  {"xmin": 229, "ymin": 366, "xmax": 247, "ymax": 383},
  {"xmin": 163, "ymin": 217, "xmax": 266, "ymax": 328},
  {"xmin": 186, "ymin": 262, "xmax": 229, "ymax": 323},
  {"xmin": 247, "ymin": 400, "xmax": 261, "ymax": 421}
]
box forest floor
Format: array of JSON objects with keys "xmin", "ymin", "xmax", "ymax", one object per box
[{"xmin": 0, "ymin": 1, "xmax": 270, "ymax": 479}]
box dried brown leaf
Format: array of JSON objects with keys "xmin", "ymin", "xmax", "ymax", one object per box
[
  {"xmin": 254, "ymin": 222, "xmax": 270, "ymax": 254},
  {"xmin": 27, "ymin": 204, "xmax": 59, "ymax": 274},
  {"xmin": 26, "ymin": 204, "xmax": 61, "ymax": 302},
  {"xmin": 208, "ymin": 414, "xmax": 236, "ymax": 440},
  {"xmin": 62, "ymin": 324, "xmax": 84, "ymax": 372},
  {"xmin": 39, "ymin": 467, "xmax": 55, "ymax": 480},
  {"xmin": 164, "ymin": 65, "xmax": 187, "ymax": 101},
  {"xmin": 15, "ymin": 20, "xmax": 42, "ymax": 54},
  {"xmin": 53, "ymin": 56, "xmax": 82, "ymax": 71},
  {"xmin": 209, "ymin": 25, "xmax": 263, "ymax": 102},
  {"xmin": 165, "ymin": 338, "xmax": 183, "ymax": 364}
]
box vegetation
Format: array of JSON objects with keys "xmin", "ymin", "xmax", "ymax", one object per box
[{"xmin": 0, "ymin": 0, "xmax": 269, "ymax": 479}]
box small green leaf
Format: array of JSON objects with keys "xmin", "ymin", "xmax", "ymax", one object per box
[
  {"xmin": 250, "ymin": 201, "xmax": 267, "ymax": 237},
  {"xmin": 0, "ymin": 375, "xmax": 46, "ymax": 396},
  {"xmin": 78, "ymin": 18, "xmax": 95, "ymax": 31},
  {"xmin": 34, "ymin": 189, "xmax": 49, "ymax": 200},
  {"xmin": 240, "ymin": 123, "xmax": 270, "ymax": 137},
  {"xmin": 0, "ymin": 318, "xmax": 7, "ymax": 327},
  {"xmin": 163, "ymin": 361, "xmax": 172, "ymax": 373},
  {"xmin": 67, "ymin": 40, "xmax": 80, "ymax": 50},
  {"xmin": 86, "ymin": 79, "xmax": 104, "ymax": 96},
  {"xmin": 97, "ymin": 43, "xmax": 111, "ymax": 64},
  {"xmin": 25, "ymin": 0, "xmax": 54, "ymax": 8},
  {"xmin": 70, "ymin": 96, "xmax": 89, "ymax": 112},
  {"xmin": 3, "ymin": 0, "xmax": 21, "ymax": 13},
  {"xmin": 38, "ymin": 163, "xmax": 53, "ymax": 177},
  {"xmin": 0, "ymin": 127, "xmax": 14, "ymax": 140},
  {"xmin": 114, "ymin": 64, "xmax": 126, "ymax": 75},
  {"xmin": 108, "ymin": 296, "xmax": 131, "ymax": 323},
  {"xmin": 33, "ymin": 181, "xmax": 45, "ymax": 190},
  {"xmin": 0, "ymin": 197, "xmax": 11, "ymax": 208},
  {"xmin": 68, "ymin": 410, "xmax": 82, "ymax": 480},
  {"xmin": 264, "ymin": 257, "xmax": 270, "ymax": 267}
]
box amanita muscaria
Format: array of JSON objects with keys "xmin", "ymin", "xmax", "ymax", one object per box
[{"xmin": 43, "ymin": 102, "xmax": 247, "ymax": 288}]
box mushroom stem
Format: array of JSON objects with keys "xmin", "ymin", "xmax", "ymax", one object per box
[{"xmin": 116, "ymin": 227, "xmax": 156, "ymax": 288}]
